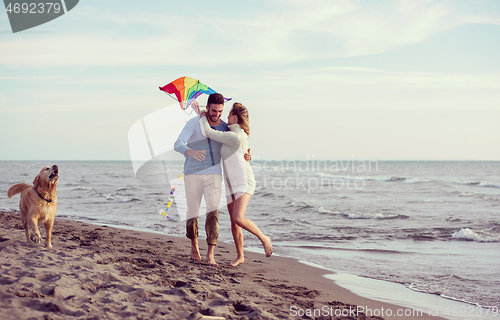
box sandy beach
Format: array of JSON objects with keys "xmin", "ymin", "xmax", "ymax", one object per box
[{"xmin": 0, "ymin": 211, "xmax": 444, "ymax": 320}]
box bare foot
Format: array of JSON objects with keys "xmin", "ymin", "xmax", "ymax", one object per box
[
  {"xmin": 191, "ymin": 252, "xmax": 201, "ymax": 260},
  {"xmin": 190, "ymin": 239, "xmax": 201, "ymax": 260},
  {"xmin": 206, "ymin": 253, "xmax": 219, "ymax": 266},
  {"xmin": 230, "ymin": 256, "xmax": 245, "ymax": 267},
  {"xmin": 262, "ymin": 235, "xmax": 273, "ymax": 257}
]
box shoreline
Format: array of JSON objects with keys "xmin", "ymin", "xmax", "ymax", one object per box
[{"xmin": 0, "ymin": 211, "xmax": 445, "ymax": 319}]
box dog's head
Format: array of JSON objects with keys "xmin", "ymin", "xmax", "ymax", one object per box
[{"xmin": 33, "ymin": 165, "xmax": 59, "ymax": 194}]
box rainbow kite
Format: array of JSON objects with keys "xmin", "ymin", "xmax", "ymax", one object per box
[{"xmin": 159, "ymin": 76, "xmax": 231, "ymax": 110}]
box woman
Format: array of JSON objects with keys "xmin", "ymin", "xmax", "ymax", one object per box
[{"xmin": 200, "ymin": 103, "xmax": 273, "ymax": 266}]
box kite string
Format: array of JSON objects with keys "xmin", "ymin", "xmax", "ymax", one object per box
[
  {"xmin": 163, "ymin": 91, "xmax": 195, "ymax": 115},
  {"xmin": 163, "ymin": 91, "xmax": 179, "ymax": 103}
]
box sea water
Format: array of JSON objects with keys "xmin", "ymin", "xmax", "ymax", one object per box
[{"xmin": 1, "ymin": 160, "xmax": 499, "ymax": 319}]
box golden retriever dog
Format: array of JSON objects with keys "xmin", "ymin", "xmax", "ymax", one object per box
[{"xmin": 7, "ymin": 165, "xmax": 59, "ymax": 248}]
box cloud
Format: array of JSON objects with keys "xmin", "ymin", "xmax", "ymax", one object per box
[
  {"xmin": 462, "ymin": 14, "xmax": 500, "ymax": 26},
  {"xmin": 2, "ymin": 0, "xmax": 495, "ymax": 68},
  {"xmin": 272, "ymin": 0, "xmax": 459, "ymax": 57},
  {"xmin": 316, "ymin": 66, "xmax": 500, "ymax": 88},
  {"xmin": 215, "ymin": 66, "xmax": 500, "ymax": 113}
]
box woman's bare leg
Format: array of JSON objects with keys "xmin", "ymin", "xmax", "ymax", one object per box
[
  {"xmin": 227, "ymin": 195, "xmax": 245, "ymax": 266},
  {"xmin": 231, "ymin": 193, "xmax": 273, "ymax": 257}
]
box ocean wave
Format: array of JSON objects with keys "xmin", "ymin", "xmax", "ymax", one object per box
[
  {"xmin": 406, "ymin": 283, "xmax": 444, "ymax": 296},
  {"xmin": 120, "ymin": 197, "xmax": 142, "ymax": 203},
  {"xmin": 115, "ymin": 186, "xmax": 139, "ymax": 192},
  {"xmin": 451, "ymin": 228, "xmax": 500, "ymax": 242},
  {"xmin": 393, "ymin": 228, "xmax": 448, "ymax": 241},
  {"xmin": 316, "ymin": 173, "xmax": 435, "ymax": 186},
  {"xmin": 69, "ymin": 186, "xmax": 92, "ymax": 191},
  {"xmin": 456, "ymin": 180, "xmax": 500, "ymax": 189},
  {"xmin": 98, "ymin": 194, "xmax": 142, "ymax": 204},
  {"xmin": 287, "ymin": 201, "xmax": 315, "ymax": 210},
  {"xmin": 319, "ymin": 173, "xmax": 500, "ymax": 189},
  {"xmin": 459, "ymin": 192, "xmax": 476, "ymax": 197},
  {"xmin": 358, "ymin": 248, "xmax": 407, "ymax": 254},
  {"xmin": 406, "ymin": 283, "xmax": 487, "ymax": 307},
  {"xmin": 490, "ymin": 224, "xmax": 500, "ymax": 232},
  {"xmin": 346, "ymin": 212, "xmax": 410, "ymax": 220},
  {"xmin": 386, "ymin": 176, "xmax": 406, "ymax": 182},
  {"xmin": 456, "ymin": 180, "xmax": 480, "ymax": 186},
  {"xmin": 310, "ymin": 207, "xmax": 411, "ymax": 220},
  {"xmin": 291, "ymin": 245, "xmax": 407, "ymax": 254},
  {"xmin": 317, "ymin": 206, "xmax": 341, "ymax": 215},
  {"xmin": 316, "ymin": 206, "xmax": 411, "ymax": 221},
  {"xmin": 358, "ymin": 176, "xmax": 426, "ymax": 184},
  {"xmin": 477, "ymin": 181, "xmax": 500, "ymax": 189},
  {"xmin": 256, "ymin": 191, "xmax": 281, "ymax": 199},
  {"xmin": 104, "ymin": 194, "xmax": 116, "ymax": 200},
  {"xmin": 292, "ymin": 234, "xmax": 357, "ymax": 243},
  {"xmin": 458, "ymin": 192, "xmax": 499, "ymax": 202},
  {"xmin": 316, "ymin": 173, "xmax": 401, "ymax": 183},
  {"xmin": 402, "ymin": 177, "xmax": 427, "ymax": 184},
  {"xmin": 406, "ymin": 234, "xmax": 438, "ymax": 241}
]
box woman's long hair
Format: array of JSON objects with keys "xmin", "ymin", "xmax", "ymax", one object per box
[{"xmin": 231, "ymin": 103, "xmax": 250, "ymax": 137}]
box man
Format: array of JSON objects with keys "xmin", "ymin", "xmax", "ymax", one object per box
[{"xmin": 174, "ymin": 93, "xmax": 249, "ymax": 265}]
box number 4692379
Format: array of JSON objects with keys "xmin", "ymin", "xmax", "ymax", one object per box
[{"xmin": 5, "ymin": 2, "xmax": 62, "ymax": 14}]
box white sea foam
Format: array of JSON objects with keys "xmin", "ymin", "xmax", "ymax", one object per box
[
  {"xmin": 458, "ymin": 192, "xmax": 500, "ymax": 202},
  {"xmin": 317, "ymin": 206, "xmax": 340, "ymax": 215},
  {"xmin": 478, "ymin": 181, "xmax": 500, "ymax": 189},
  {"xmin": 403, "ymin": 177, "xmax": 427, "ymax": 184},
  {"xmin": 456, "ymin": 180, "xmax": 500, "ymax": 189},
  {"xmin": 346, "ymin": 212, "xmax": 406, "ymax": 220},
  {"xmin": 69, "ymin": 186, "xmax": 91, "ymax": 191},
  {"xmin": 451, "ymin": 228, "xmax": 500, "ymax": 242},
  {"xmin": 459, "ymin": 192, "xmax": 476, "ymax": 197},
  {"xmin": 347, "ymin": 212, "xmax": 377, "ymax": 219}
]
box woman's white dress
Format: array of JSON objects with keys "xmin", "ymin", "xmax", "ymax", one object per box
[{"xmin": 200, "ymin": 117, "xmax": 256, "ymax": 196}]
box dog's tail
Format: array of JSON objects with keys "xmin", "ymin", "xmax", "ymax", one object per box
[{"xmin": 7, "ymin": 183, "xmax": 31, "ymax": 198}]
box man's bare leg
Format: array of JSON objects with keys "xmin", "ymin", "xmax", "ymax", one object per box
[
  {"xmin": 190, "ymin": 238, "xmax": 201, "ymax": 260},
  {"xmin": 206, "ymin": 244, "xmax": 218, "ymax": 266}
]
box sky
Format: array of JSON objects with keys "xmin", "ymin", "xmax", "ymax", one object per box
[{"xmin": 1, "ymin": 0, "xmax": 499, "ymax": 161}]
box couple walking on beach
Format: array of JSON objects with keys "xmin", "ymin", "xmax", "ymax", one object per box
[{"xmin": 174, "ymin": 93, "xmax": 273, "ymax": 266}]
